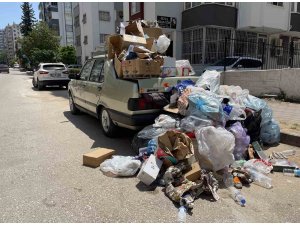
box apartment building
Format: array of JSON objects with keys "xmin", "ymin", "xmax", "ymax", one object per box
[
  {"xmin": 73, "ymin": 2, "xmax": 123, "ymax": 64},
  {"xmin": 181, "ymin": 2, "xmax": 300, "ymax": 70},
  {"xmin": 4, "ymin": 23, "xmax": 22, "ymax": 62},
  {"xmin": 123, "ymin": 2, "xmax": 183, "ymax": 59},
  {"xmin": 39, "ymin": 2, "xmax": 75, "ymax": 46},
  {"xmin": 0, "ymin": 29, "xmax": 5, "ymax": 51}
]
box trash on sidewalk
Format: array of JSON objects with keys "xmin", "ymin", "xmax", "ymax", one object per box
[
  {"xmin": 137, "ymin": 154, "xmax": 163, "ymax": 185},
  {"xmin": 100, "ymin": 156, "xmax": 141, "ymax": 177},
  {"xmin": 83, "ymin": 148, "xmax": 115, "ymax": 168}
]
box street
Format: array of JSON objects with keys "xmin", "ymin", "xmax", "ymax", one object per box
[{"xmin": 0, "ymin": 69, "xmax": 299, "ymax": 223}]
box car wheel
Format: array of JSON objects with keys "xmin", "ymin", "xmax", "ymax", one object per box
[
  {"xmin": 37, "ymin": 79, "xmax": 43, "ymax": 90},
  {"xmin": 69, "ymin": 93, "xmax": 80, "ymax": 115},
  {"xmin": 32, "ymin": 78, "xmax": 37, "ymax": 88},
  {"xmin": 99, "ymin": 107, "xmax": 117, "ymax": 137}
]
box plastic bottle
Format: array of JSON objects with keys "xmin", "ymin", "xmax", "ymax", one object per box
[
  {"xmin": 228, "ymin": 186, "xmax": 246, "ymax": 207},
  {"xmin": 283, "ymin": 168, "xmax": 300, "ymax": 177},
  {"xmin": 177, "ymin": 206, "xmax": 187, "ymax": 223},
  {"xmin": 246, "ymin": 168, "xmax": 272, "ymax": 189}
]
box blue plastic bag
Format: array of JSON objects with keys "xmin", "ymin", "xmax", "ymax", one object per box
[{"xmin": 260, "ymin": 119, "xmax": 280, "ymax": 145}]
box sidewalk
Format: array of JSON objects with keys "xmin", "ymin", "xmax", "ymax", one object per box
[{"xmin": 266, "ymin": 99, "xmax": 300, "ymax": 146}]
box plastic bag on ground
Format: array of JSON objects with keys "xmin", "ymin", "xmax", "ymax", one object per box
[
  {"xmin": 243, "ymin": 95, "xmax": 273, "ymax": 125},
  {"xmin": 180, "ymin": 116, "xmax": 213, "ymax": 132},
  {"xmin": 195, "ymin": 126, "xmax": 235, "ymax": 171},
  {"xmin": 243, "ymin": 159, "xmax": 273, "ymax": 174},
  {"xmin": 187, "ymin": 91, "xmax": 225, "ymax": 124},
  {"xmin": 137, "ymin": 125, "xmax": 166, "ymax": 139},
  {"xmin": 156, "ymin": 34, "xmax": 170, "ymax": 54},
  {"xmin": 227, "ymin": 122, "xmax": 250, "ymax": 160},
  {"xmin": 260, "ymin": 119, "xmax": 280, "ymax": 145},
  {"xmin": 195, "ymin": 70, "xmax": 220, "ymax": 93},
  {"xmin": 153, "ymin": 114, "xmax": 178, "ymax": 129},
  {"xmin": 100, "ymin": 156, "xmax": 141, "ymax": 176}
]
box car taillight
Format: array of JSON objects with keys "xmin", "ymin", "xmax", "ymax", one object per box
[
  {"xmin": 128, "ymin": 97, "xmax": 162, "ymax": 111},
  {"xmin": 62, "ymin": 71, "xmax": 69, "ymax": 74},
  {"xmin": 39, "ymin": 71, "xmax": 49, "ymax": 75}
]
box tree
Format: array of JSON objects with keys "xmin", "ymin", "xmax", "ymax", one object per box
[
  {"xmin": 18, "ymin": 22, "xmax": 60, "ymax": 68},
  {"xmin": 20, "ymin": 2, "xmax": 36, "ymax": 36},
  {"xmin": 0, "ymin": 50, "xmax": 8, "ymax": 64},
  {"xmin": 58, "ymin": 46, "xmax": 76, "ymax": 65}
]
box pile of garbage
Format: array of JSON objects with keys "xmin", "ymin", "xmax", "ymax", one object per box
[
  {"xmin": 97, "ymin": 70, "xmax": 300, "ymax": 214},
  {"xmin": 107, "ymin": 20, "xmax": 194, "ymax": 79}
]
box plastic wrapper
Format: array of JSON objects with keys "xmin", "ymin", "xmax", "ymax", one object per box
[
  {"xmin": 187, "ymin": 91, "xmax": 225, "ymax": 124},
  {"xmin": 153, "ymin": 114, "xmax": 178, "ymax": 129},
  {"xmin": 100, "ymin": 156, "xmax": 141, "ymax": 176},
  {"xmin": 243, "ymin": 95, "xmax": 273, "ymax": 125},
  {"xmin": 180, "ymin": 116, "xmax": 213, "ymax": 132},
  {"xmin": 243, "ymin": 159, "xmax": 273, "ymax": 174},
  {"xmin": 219, "ymin": 85, "xmax": 249, "ymax": 107},
  {"xmin": 195, "ymin": 70, "xmax": 220, "ymax": 93},
  {"xmin": 156, "ymin": 34, "xmax": 170, "ymax": 54},
  {"xmin": 228, "ymin": 122, "xmax": 250, "ymax": 160},
  {"xmin": 260, "ymin": 119, "xmax": 280, "ymax": 145},
  {"xmin": 222, "ymin": 104, "xmax": 247, "ymax": 121},
  {"xmin": 195, "ymin": 126, "xmax": 235, "ymax": 171},
  {"xmin": 137, "ymin": 125, "xmax": 167, "ymax": 139}
]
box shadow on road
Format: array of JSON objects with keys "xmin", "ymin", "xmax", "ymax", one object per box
[
  {"xmin": 31, "ymin": 86, "xmax": 69, "ymax": 99},
  {"xmin": 63, "ymin": 111, "xmax": 136, "ymax": 156}
]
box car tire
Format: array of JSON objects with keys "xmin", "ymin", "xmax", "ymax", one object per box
[
  {"xmin": 69, "ymin": 93, "xmax": 80, "ymax": 115},
  {"xmin": 32, "ymin": 78, "xmax": 37, "ymax": 88},
  {"xmin": 37, "ymin": 79, "xmax": 43, "ymax": 90},
  {"xmin": 99, "ymin": 107, "xmax": 117, "ymax": 138}
]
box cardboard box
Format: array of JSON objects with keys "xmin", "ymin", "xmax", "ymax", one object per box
[
  {"xmin": 184, "ymin": 162, "xmax": 201, "ymax": 182},
  {"xmin": 125, "ymin": 21, "xmax": 144, "ymax": 37},
  {"xmin": 177, "ymin": 67, "xmax": 190, "ymax": 76},
  {"xmin": 114, "ymin": 55, "xmax": 123, "ymax": 78},
  {"xmin": 107, "ymin": 35, "xmax": 147, "ymax": 60},
  {"xmin": 161, "ymin": 67, "xmax": 177, "ymax": 77},
  {"xmin": 83, "ymin": 148, "xmax": 115, "ymax": 168},
  {"xmin": 143, "ymin": 27, "xmax": 163, "ymax": 39},
  {"xmin": 122, "ymin": 58, "xmax": 161, "ymax": 77},
  {"xmin": 146, "ymin": 37, "xmax": 155, "ymax": 52},
  {"xmin": 137, "ymin": 154, "xmax": 163, "ymax": 185}
]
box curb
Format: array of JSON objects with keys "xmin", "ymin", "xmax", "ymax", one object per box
[{"xmin": 280, "ymin": 132, "xmax": 300, "ymax": 147}]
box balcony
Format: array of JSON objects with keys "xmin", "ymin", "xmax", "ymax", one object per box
[
  {"xmin": 182, "ymin": 3, "xmax": 237, "ymax": 29},
  {"xmin": 237, "ymin": 2, "xmax": 289, "ymax": 33}
]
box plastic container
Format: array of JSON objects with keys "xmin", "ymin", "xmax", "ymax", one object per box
[
  {"xmin": 228, "ymin": 186, "xmax": 246, "ymax": 207},
  {"xmin": 283, "ymin": 168, "xmax": 300, "ymax": 177},
  {"xmin": 177, "ymin": 206, "xmax": 187, "ymax": 223},
  {"xmin": 245, "ymin": 168, "xmax": 272, "ymax": 189}
]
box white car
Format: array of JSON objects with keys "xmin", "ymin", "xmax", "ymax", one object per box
[
  {"xmin": 13, "ymin": 63, "xmax": 20, "ymax": 68},
  {"xmin": 32, "ymin": 63, "xmax": 70, "ymax": 90},
  {"xmin": 204, "ymin": 56, "xmax": 262, "ymax": 72}
]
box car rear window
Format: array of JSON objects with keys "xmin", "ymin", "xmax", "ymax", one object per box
[
  {"xmin": 213, "ymin": 58, "xmax": 238, "ymax": 66},
  {"xmin": 43, "ymin": 65, "xmax": 65, "ymax": 70}
]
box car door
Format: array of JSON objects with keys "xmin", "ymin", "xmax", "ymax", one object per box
[
  {"xmin": 83, "ymin": 59, "xmax": 105, "ymax": 114},
  {"xmin": 72, "ymin": 59, "xmax": 95, "ymax": 108}
]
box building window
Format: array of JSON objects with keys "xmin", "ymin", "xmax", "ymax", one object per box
[
  {"xmin": 184, "ymin": 2, "xmax": 234, "ymax": 10},
  {"xmin": 268, "ymin": 2, "xmax": 283, "ymax": 7},
  {"xmin": 131, "ymin": 2, "xmax": 141, "ymax": 14},
  {"xmin": 74, "ymin": 15, "xmax": 79, "ymax": 27},
  {"xmin": 291, "ymin": 3, "xmax": 300, "ymax": 13},
  {"xmin": 99, "ymin": 11, "xmax": 110, "ymax": 21},
  {"xmin": 76, "ymin": 35, "xmax": 81, "ymax": 46},
  {"xmin": 51, "ymin": 2, "xmax": 57, "ymax": 6},
  {"xmin": 100, "ymin": 34, "xmax": 108, "ymax": 44},
  {"xmin": 66, "ymin": 25, "xmax": 73, "ymax": 32},
  {"xmin": 83, "ymin": 35, "xmax": 88, "ymax": 45},
  {"xmin": 184, "ymin": 2, "xmax": 192, "ymax": 9},
  {"xmin": 82, "ymin": 13, "xmax": 87, "ymax": 24}
]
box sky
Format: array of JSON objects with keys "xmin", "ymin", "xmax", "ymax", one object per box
[{"xmin": 0, "ymin": 2, "xmax": 39, "ymax": 29}]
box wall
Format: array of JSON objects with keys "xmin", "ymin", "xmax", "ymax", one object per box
[
  {"xmin": 237, "ymin": 2, "xmax": 289, "ymax": 32},
  {"xmin": 221, "ymin": 69, "xmax": 300, "ymax": 101}
]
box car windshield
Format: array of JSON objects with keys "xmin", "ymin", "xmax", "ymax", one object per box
[
  {"xmin": 43, "ymin": 65, "xmax": 65, "ymax": 70},
  {"xmin": 213, "ymin": 58, "xmax": 238, "ymax": 66}
]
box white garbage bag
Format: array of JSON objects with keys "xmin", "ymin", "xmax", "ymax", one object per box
[
  {"xmin": 195, "ymin": 126, "xmax": 235, "ymax": 171},
  {"xmin": 100, "ymin": 156, "xmax": 141, "ymax": 176},
  {"xmin": 196, "ymin": 70, "xmax": 221, "ymax": 93}
]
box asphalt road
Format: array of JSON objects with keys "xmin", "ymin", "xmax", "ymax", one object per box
[{"xmin": 0, "ymin": 69, "xmax": 299, "ymax": 222}]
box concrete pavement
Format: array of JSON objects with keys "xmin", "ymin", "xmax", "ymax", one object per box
[{"xmin": 0, "ymin": 69, "xmax": 299, "ymax": 222}]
